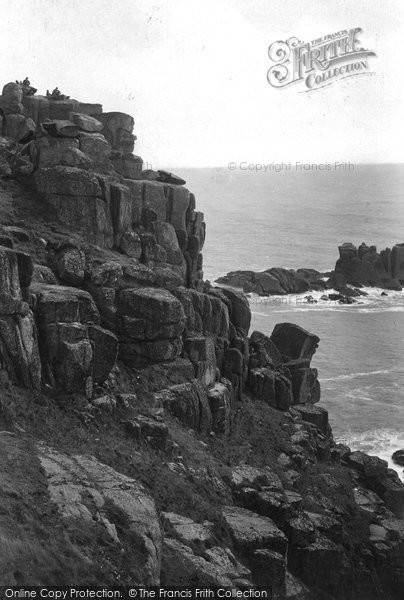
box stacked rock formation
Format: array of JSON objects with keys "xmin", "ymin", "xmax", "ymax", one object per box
[
  {"xmin": 0, "ymin": 79, "xmax": 325, "ymax": 425},
  {"xmin": 329, "ymin": 241, "xmax": 404, "ymax": 291}
]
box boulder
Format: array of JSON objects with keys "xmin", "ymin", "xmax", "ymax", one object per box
[
  {"xmin": 71, "ymin": 113, "xmax": 103, "ymax": 133},
  {"xmin": 42, "ymin": 120, "xmax": 80, "ymax": 138},
  {"xmin": 78, "ymin": 132, "xmax": 111, "ymax": 165},
  {"xmin": 270, "ymin": 323, "xmax": 320, "ymax": 362},
  {"xmin": 392, "ymin": 449, "xmax": 404, "ymax": 466},
  {"xmin": 157, "ymin": 170, "xmax": 186, "ymax": 185},
  {"xmin": 37, "ymin": 444, "xmax": 162, "ymax": 585},
  {"xmin": 47, "ymin": 244, "xmax": 86, "ymax": 286},
  {"xmin": 222, "ymin": 506, "xmax": 288, "ymax": 556},
  {"xmin": 0, "ymin": 82, "xmax": 23, "ymax": 114},
  {"xmin": 4, "ymin": 114, "xmax": 36, "ymax": 142},
  {"xmin": 94, "ymin": 112, "xmax": 135, "ymax": 153}
]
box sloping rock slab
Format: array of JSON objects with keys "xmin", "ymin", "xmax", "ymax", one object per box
[
  {"xmin": 37, "ymin": 444, "xmax": 162, "ymax": 585},
  {"xmin": 222, "ymin": 506, "xmax": 287, "ymax": 556}
]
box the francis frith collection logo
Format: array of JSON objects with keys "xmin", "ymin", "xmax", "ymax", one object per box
[{"xmin": 267, "ymin": 28, "xmax": 376, "ymax": 91}]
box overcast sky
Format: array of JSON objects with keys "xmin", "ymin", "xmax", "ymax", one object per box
[{"xmin": 1, "ymin": 0, "xmax": 403, "ymax": 167}]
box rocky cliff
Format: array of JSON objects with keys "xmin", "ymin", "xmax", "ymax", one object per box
[{"xmin": 0, "ymin": 80, "xmax": 404, "ymax": 599}]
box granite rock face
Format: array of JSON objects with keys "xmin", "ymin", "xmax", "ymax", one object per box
[
  {"xmin": 329, "ymin": 242, "xmax": 403, "ymax": 291},
  {"xmin": 0, "ymin": 245, "xmax": 41, "ymax": 391},
  {"xmin": 37, "ymin": 444, "xmax": 162, "ymax": 585},
  {"xmin": 32, "ymin": 283, "xmax": 118, "ymax": 396}
]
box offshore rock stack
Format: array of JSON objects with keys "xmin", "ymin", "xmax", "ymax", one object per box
[
  {"xmin": 216, "ymin": 241, "xmax": 404, "ymax": 298},
  {"xmin": 0, "ymin": 80, "xmax": 404, "ymax": 598}
]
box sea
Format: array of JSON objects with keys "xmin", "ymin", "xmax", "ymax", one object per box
[{"xmin": 180, "ymin": 164, "xmax": 404, "ymax": 478}]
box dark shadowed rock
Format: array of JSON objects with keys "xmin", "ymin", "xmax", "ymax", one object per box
[
  {"xmin": 392, "ymin": 449, "xmax": 404, "ymax": 466},
  {"xmin": 284, "ymin": 359, "xmax": 320, "ymax": 404},
  {"xmin": 329, "ymin": 242, "xmax": 402, "ymax": 291},
  {"xmin": 88, "ymin": 325, "xmax": 118, "ymax": 385},
  {"xmin": 222, "ymin": 506, "xmax": 288, "ymax": 556},
  {"xmin": 42, "ymin": 120, "xmax": 80, "ymax": 138},
  {"xmin": 250, "ymin": 549, "xmax": 286, "ymax": 598},
  {"xmin": 157, "ymin": 170, "xmax": 186, "ymax": 185},
  {"xmin": 293, "ymin": 405, "xmax": 328, "ymax": 434},
  {"xmin": 249, "ymin": 330, "xmax": 283, "ymax": 368},
  {"xmin": 270, "ymin": 323, "xmax": 320, "ymax": 362}
]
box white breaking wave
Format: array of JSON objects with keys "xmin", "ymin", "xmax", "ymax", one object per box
[
  {"xmin": 247, "ymin": 286, "xmax": 404, "ymax": 313},
  {"xmin": 321, "ymin": 370, "xmax": 392, "ymax": 382},
  {"xmin": 337, "ymin": 428, "xmax": 404, "ymax": 482}
]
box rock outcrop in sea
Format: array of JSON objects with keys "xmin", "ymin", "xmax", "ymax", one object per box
[
  {"xmin": 216, "ymin": 242, "xmax": 404, "ymax": 298},
  {"xmin": 0, "ymin": 80, "xmax": 403, "ymax": 599}
]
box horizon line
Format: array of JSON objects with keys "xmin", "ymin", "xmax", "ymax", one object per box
[{"xmin": 161, "ymin": 161, "xmax": 404, "ymax": 170}]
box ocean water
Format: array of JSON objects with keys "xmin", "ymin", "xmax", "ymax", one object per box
[{"xmin": 181, "ymin": 164, "xmax": 404, "ymax": 477}]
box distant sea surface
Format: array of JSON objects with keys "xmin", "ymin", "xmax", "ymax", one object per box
[{"xmin": 180, "ymin": 165, "xmax": 404, "ymax": 476}]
